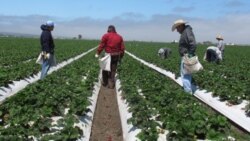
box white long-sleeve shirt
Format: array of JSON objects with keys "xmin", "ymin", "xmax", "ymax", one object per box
[
  {"xmin": 204, "ymin": 46, "xmax": 222, "ymax": 60},
  {"xmin": 217, "ymin": 40, "xmax": 225, "ymax": 51}
]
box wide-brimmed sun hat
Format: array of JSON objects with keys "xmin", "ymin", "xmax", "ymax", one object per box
[
  {"xmin": 46, "ymin": 20, "xmax": 55, "ymax": 27},
  {"xmin": 172, "ymin": 19, "xmax": 188, "ymax": 31},
  {"xmin": 216, "ymin": 35, "xmax": 223, "ymax": 40}
]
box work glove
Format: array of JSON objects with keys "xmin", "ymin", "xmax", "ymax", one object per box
[
  {"xmin": 42, "ymin": 52, "xmax": 50, "ymax": 60},
  {"xmin": 95, "ymin": 54, "xmax": 99, "ymax": 58},
  {"xmin": 45, "ymin": 53, "xmax": 50, "ymax": 59}
]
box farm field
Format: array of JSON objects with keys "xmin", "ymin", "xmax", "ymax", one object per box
[
  {"xmin": 0, "ymin": 44, "xmax": 100, "ymax": 140},
  {"xmin": 118, "ymin": 54, "xmax": 250, "ymax": 140},
  {"xmin": 0, "ymin": 37, "xmax": 99, "ymax": 87},
  {"xmin": 125, "ymin": 41, "xmax": 250, "ymax": 115},
  {"xmin": 0, "ymin": 37, "xmax": 250, "ymax": 140}
]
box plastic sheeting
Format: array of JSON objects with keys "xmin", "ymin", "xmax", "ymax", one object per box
[
  {"xmin": 116, "ymin": 79, "xmax": 141, "ymax": 141},
  {"xmin": 77, "ymin": 70, "xmax": 102, "ymax": 141},
  {"xmin": 126, "ymin": 50, "xmax": 250, "ymax": 133},
  {"xmin": 0, "ymin": 47, "xmax": 97, "ymax": 103}
]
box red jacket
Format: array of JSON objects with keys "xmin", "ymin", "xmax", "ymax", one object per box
[{"xmin": 97, "ymin": 32, "xmax": 125, "ymax": 56}]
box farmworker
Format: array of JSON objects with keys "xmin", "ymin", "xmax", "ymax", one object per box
[
  {"xmin": 40, "ymin": 20, "xmax": 56, "ymax": 79},
  {"xmin": 95, "ymin": 25, "xmax": 125, "ymax": 89},
  {"xmin": 158, "ymin": 48, "xmax": 172, "ymax": 59},
  {"xmin": 172, "ymin": 19, "xmax": 196, "ymax": 94},
  {"xmin": 216, "ymin": 35, "xmax": 225, "ymax": 59},
  {"xmin": 204, "ymin": 46, "xmax": 222, "ymax": 63}
]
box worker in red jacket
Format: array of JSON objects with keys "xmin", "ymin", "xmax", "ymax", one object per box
[{"xmin": 95, "ymin": 25, "xmax": 125, "ymax": 88}]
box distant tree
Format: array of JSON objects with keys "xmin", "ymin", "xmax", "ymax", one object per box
[
  {"xmin": 78, "ymin": 34, "xmax": 82, "ymax": 39},
  {"xmin": 203, "ymin": 41, "xmax": 213, "ymax": 46},
  {"xmin": 171, "ymin": 40, "xmax": 178, "ymax": 43}
]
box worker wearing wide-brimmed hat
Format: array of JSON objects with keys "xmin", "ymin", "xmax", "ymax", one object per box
[
  {"xmin": 216, "ymin": 34, "xmax": 225, "ymax": 59},
  {"xmin": 172, "ymin": 19, "xmax": 197, "ymax": 94}
]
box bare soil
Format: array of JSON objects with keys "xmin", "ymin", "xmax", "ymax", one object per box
[{"xmin": 90, "ymin": 86, "xmax": 123, "ymax": 141}]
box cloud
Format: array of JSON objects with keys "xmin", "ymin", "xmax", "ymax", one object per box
[
  {"xmin": 226, "ymin": 0, "xmax": 245, "ymax": 7},
  {"xmin": 172, "ymin": 6, "xmax": 195, "ymax": 13},
  {"xmin": 0, "ymin": 13, "xmax": 250, "ymax": 44},
  {"xmin": 0, "ymin": 15, "xmax": 56, "ymax": 34},
  {"xmin": 190, "ymin": 13, "xmax": 250, "ymax": 45},
  {"xmin": 114, "ymin": 12, "xmax": 145, "ymax": 21}
]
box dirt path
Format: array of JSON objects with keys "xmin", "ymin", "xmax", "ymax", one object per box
[{"xmin": 90, "ymin": 86, "xmax": 123, "ymax": 141}]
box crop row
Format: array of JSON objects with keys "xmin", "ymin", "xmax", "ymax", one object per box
[
  {"xmin": 118, "ymin": 54, "xmax": 250, "ymax": 140},
  {"xmin": 125, "ymin": 41, "xmax": 250, "ymax": 115},
  {"xmin": 0, "ymin": 37, "xmax": 99, "ymax": 87},
  {"xmin": 0, "ymin": 51, "xmax": 99, "ymax": 140},
  {"xmin": 0, "ymin": 37, "xmax": 39, "ymax": 66}
]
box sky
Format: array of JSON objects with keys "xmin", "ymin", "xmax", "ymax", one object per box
[{"xmin": 1, "ymin": 0, "xmax": 250, "ymax": 44}]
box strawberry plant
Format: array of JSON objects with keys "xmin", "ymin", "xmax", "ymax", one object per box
[
  {"xmin": 0, "ymin": 37, "xmax": 99, "ymax": 87},
  {"xmin": 118, "ymin": 54, "xmax": 250, "ymax": 140},
  {"xmin": 125, "ymin": 41, "xmax": 250, "ymax": 116},
  {"xmin": 0, "ymin": 51, "xmax": 99, "ymax": 140}
]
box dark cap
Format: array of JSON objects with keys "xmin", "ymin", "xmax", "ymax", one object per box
[{"xmin": 107, "ymin": 25, "xmax": 116, "ymax": 33}]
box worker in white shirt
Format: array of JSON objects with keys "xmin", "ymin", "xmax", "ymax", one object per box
[
  {"xmin": 204, "ymin": 46, "xmax": 222, "ymax": 63},
  {"xmin": 158, "ymin": 48, "xmax": 172, "ymax": 59},
  {"xmin": 216, "ymin": 35, "xmax": 225, "ymax": 59}
]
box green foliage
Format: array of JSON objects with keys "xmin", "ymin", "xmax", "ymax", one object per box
[
  {"xmin": 0, "ymin": 37, "xmax": 99, "ymax": 87},
  {"xmin": 125, "ymin": 41, "xmax": 250, "ymax": 116},
  {"xmin": 118, "ymin": 54, "xmax": 248, "ymax": 140},
  {"xmin": 0, "ymin": 50, "xmax": 99, "ymax": 139}
]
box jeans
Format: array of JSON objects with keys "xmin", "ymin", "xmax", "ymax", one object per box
[
  {"xmin": 40, "ymin": 55, "xmax": 53, "ymax": 80},
  {"xmin": 180, "ymin": 59, "xmax": 192, "ymax": 93}
]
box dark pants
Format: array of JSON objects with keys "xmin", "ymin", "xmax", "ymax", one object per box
[
  {"xmin": 102, "ymin": 55, "xmax": 120, "ymax": 88},
  {"xmin": 206, "ymin": 49, "xmax": 218, "ymax": 63}
]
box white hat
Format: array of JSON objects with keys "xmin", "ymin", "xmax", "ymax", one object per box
[
  {"xmin": 46, "ymin": 20, "xmax": 54, "ymax": 27},
  {"xmin": 216, "ymin": 35, "xmax": 223, "ymax": 40},
  {"xmin": 171, "ymin": 19, "xmax": 187, "ymax": 31}
]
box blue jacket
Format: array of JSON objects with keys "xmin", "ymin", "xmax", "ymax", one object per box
[{"xmin": 40, "ymin": 25, "xmax": 55, "ymax": 54}]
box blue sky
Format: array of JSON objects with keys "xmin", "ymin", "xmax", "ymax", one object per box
[
  {"xmin": 2, "ymin": 0, "xmax": 250, "ymax": 19},
  {"xmin": 1, "ymin": 0, "xmax": 250, "ymax": 44}
]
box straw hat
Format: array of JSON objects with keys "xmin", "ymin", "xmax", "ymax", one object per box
[
  {"xmin": 216, "ymin": 35, "xmax": 223, "ymax": 40},
  {"xmin": 172, "ymin": 19, "xmax": 188, "ymax": 31}
]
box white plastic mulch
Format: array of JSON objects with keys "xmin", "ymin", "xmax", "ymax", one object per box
[
  {"xmin": 125, "ymin": 50, "xmax": 250, "ymax": 133},
  {"xmin": 116, "ymin": 79, "xmax": 141, "ymax": 141},
  {"xmin": 1, "ymin": 48, "xmax": 249, "ymax": 141},
  {"xmin": 0, "ymin": 47, "xmax": 97, "ymax": 103},
  {"xmin": 0, "ymin": 46, "xmax": 102, "ymax": 140},
  {"xmin": 116, "ymin": 78, "xmax": 168, "ymax": 141},
  {"xmin": 77, "ymin": 70, "xmax": 102, "ymax": 141}
]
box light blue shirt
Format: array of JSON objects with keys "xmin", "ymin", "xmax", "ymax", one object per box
[{"xmin": 217, "ymin": 40, "xmax": 225, "ymax": 51}]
